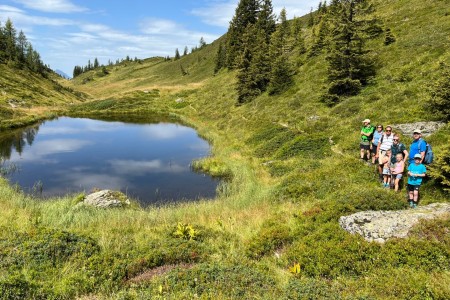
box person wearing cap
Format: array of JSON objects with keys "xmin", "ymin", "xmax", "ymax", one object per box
[
  {"xmin": 360, "ymin": 119, "xmax": 374, "ymax": 162},
  {"xmin": 407, "ymin": 153, "xmax": 426, "ymax": 208},
  {"xmin": 375, "ymin": 125, "xmax": 394, "ymax": 181},
  {"xmin": 408, "ymin": 129, "xmax": 426, "ymax": 164}
]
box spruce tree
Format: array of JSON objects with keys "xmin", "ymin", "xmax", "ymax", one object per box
[
  {"xmin": 174, "ymin": 48, "xmax": 181, "ymax": 60},
  {"xmin": 214, "ymin": 43, "xmax": 227, "ymax": 74},
  {"xmin": 236, "ymin": 24, "xmax": 260, "ymax": 104},
  {"xmin": 94, "ymin": 57, "xmax": 99, "ymax": 68},
  {"xmin": 4, "ymin": 19, "xmax": 17, "ymax": 61},
  {"xmin": 199, "ymin": 37, "xmax": 206, "ymax": 48},
  {"xmin": 226, "ymin": 0, "xmax": 260, "ymax": 68},
  {"xmin": 268, "ymin": 8, "xmax": 294, "ymax": 95},
  {"xmin": 257, "ymin": 0, "xmax": 276, "ymax": 44},
  {"xmin": 324, "ymin": 0, "xmax": 376, "ymax": 105},
  {"xmin": 384, "ymin": 28, "xmax": 396, "ymax": 45},
  {"xmin": 183, "ymin": 46, "xmax": 188, "ymax": 56}
]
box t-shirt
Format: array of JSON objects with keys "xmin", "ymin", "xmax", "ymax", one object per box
[
  {"xmin": 378, "ymin": 133, "xmax": 394, "ymax": 151},
  {"xmin": 409, "ymin": 138, "xmax": 427, "ymax": 164},
  {"xmin": 407, "ymin": 163, "xmax": 426, "ymax": 185},
  {"xmin": 372, "ymin": 130, "xmax": 383, "ymax": 146},
  {"xmin": 391, "ymin": 142, "xmax": 406, "ymax": 164},
  {"xmin": 361, "ymin": 125, "xmax": 375, "ymax": 143},
  {"xmin": 392, "ymin": 160, "xmax": 404, "ymax": 174}
]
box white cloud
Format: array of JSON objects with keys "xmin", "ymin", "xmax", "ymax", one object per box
[
  {"xmin": 108, "ymin": 159, "xmax": 186, "ymax": 175},
  {"xmin": 0, "ymin": 5, "xmax": 25, "ymax": 13},
  {"xmin": 191, "ymin": 0, "xmax": 321, "ymax": 28},
  {"xmin": 13, "ymin": 0, "xmax": 87, "ymax": 13},
  {"xmin": 9, "ymin": 139, "xmax": 92, "ymax": 163},
  {"xmin": 141, "ymin": 124, "xmax": 193, "ymax": 140}
]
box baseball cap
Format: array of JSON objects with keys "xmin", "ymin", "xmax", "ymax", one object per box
[
  {"xmin": 414, "ymin": 154, "xmax": 422, "ymax": 159},
  {"xmin": 413, "ymin": 129, "xmax": 422, "ymax": 134},
  {"xmin": 362, "ymin": 119, "xmax": 370, "ymax": 123}
]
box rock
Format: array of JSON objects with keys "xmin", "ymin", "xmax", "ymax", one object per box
[
  {"xmin": 80, "ymin": 190, "xmax": 131, "ymax": 208},
  {"xmin": 393, "ymin": 121, "xmax": 446, "ymax": 137},
  {"xmin": 339, "ymin": 203, "xmax": 450, "ymax": 243},
  {"xmin": 175, "ymin": 98, "xmax": 184, "ymax": 103}
]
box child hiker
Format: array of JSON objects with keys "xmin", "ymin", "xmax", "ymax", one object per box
[
  {"xmin": 382, "ymin": 149, "xmax": 392, "ymax": 188},
  {"xmin": 390, "ymin": 153, "xmax": 404, "ymax": 192},
  {"xmin": 407, "ymin": 153, "xmax": 426, "ymax": 208}
]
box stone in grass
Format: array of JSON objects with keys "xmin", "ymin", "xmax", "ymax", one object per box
[
  {"xmin": 79, "ymin": 189, "xmax": 131, "ymax": 208},
  {"xmin": 339, "ymin": 202, "xmax": 450, "ymax": 243}
]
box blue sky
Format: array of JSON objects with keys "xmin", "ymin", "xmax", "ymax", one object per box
[{"xmin": 0, "ymin": 0, "xmax": 321, "ymax": 76}]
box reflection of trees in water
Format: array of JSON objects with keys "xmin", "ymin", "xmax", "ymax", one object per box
[{"xmin": 0, "ymin": 125, "xmax": 40, "ymax": 160}]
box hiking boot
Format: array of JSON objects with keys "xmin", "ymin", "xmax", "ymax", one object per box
[
  {"xmin": 409, "ymin": 201, "xmax": 414, "ymax": 208},
  {"xmin": 412, "ymin": 203, "xmax": 418, "ymax": 208}
]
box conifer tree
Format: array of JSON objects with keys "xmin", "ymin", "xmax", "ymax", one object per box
[
  {"xmin": 257, "ymin": 0, "xmax": 276, "ymax": 44},
  {"xmin": 183, "ymin": 46, "xmax": 188, "ymax": 56},
  {"xmin": 174, "ymin": 48, "xmax": 181, "ymax": 60},
  {"xmin": 214, "ymin": 42, "xmax": 227, "ymax": 74},
  {"xmin": 236, "ymin": 24, "xmax": 260, "ymax": 104},
  {"xmin": 4, "ymin": 19, "xmax": 17, "ymax": 61},
  {"xmin": 292, "ymin": 17, "xmax": 306, "ymax": 54},
  {"xmin": 226, "ymin": 0, "xmax": 260, "ymax": 68},
  {"xmin": 94, "ymin": 57, "xmax": 99, "ymax": 68},
  {"xmin": 268, "ymin": 8, "xmax": 294, "ymax": 95},
  {"xmin": 324, "ymin": 0, "xmax": 376, "ymax": 105},
  {"xmin": 16, "ymin": 30, "xmax": 27, "ymax": 65},
  {"xmin": 199, "ymin": 37, "xmax": 206, "ymax": 48},
  {"xmin": 307, "ymin": 8, "xmax": 314, "ymax": 27}
]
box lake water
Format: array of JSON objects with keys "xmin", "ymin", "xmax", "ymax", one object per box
[{"xmin": 0, "ymin": 117, "xmax": 218, "ymax": 205}]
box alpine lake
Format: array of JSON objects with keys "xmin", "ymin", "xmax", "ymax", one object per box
[{"xmin": 0, "ymin": 116, "xmax": 219, "ymax": 206}]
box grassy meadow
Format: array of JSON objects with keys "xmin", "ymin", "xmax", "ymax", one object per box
[{"xmin": 0, "ymin": 0, "xmax": 450, "ymax": 299}]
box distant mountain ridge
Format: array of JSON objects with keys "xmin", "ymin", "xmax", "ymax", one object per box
[{"xmin": 55, "ymin": 69, "xmax": 71, "ymax": 79}]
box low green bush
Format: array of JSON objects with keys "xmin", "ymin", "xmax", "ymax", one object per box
[
  {"xmin": 246, "ymin": 219, "xmax": 293, "ymax": 259},
  {"xmin": 274, "ymin": 135, "xmax": 331, "ymax": 160},
  {"xmin": 283, "ymin": 277, "xmax": 341, "ymax": 300}
]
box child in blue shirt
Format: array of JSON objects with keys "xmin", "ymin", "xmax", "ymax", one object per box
[{"xmin": 407, "ymin": 154, "xmax": 427, "ymax": 208}]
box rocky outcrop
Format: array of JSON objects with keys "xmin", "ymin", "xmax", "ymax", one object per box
[
  {"xmin": 79, "ymin": 190, "xmax": 131, "ymax": 208},
  {"xmin": 339, "ymin": 203, "xmax": 450, "ymax": 243},
  {"xmin": 393, "ymin": 121, "xmax": 446, "ymax": 137}
]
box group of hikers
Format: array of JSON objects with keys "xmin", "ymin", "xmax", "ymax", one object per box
[{"xmin": 360, "ymin": 119, "xmax": 428, "ymax": 208}]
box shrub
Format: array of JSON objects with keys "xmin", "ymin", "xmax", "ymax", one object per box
[
  {"xmin": 283, "ymin": 277, "xmax": 341, "ymax": 300},
  {"xmin": 274, "ymin": 135, "xmax": 331, "ymax": 160},
  {"xmin": 428, "ymin": 143, "xmax": 450, "ymax": 192},
  {"xmin": 428, "ymin": 63, "xmax": 450, "ymax": 121},
  {"xmin": 246, "ymin": 219, "xmax": 293, "ymax": 259}
]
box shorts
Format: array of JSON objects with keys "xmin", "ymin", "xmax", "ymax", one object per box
[
  {"xmin": 382, "ymin": 168, "xmax": 391, "ymax": 175},
  {"xmin": 378, "ymin": 150, "xmax": 388, "ymax": 165},
  {"xmin": 394, "ymin": 174, "xmax": 403, "ymax": 180},
  {"xmin": 407, "ymin": 184, "xmax": 420, "ymax": 192},
  {"xmin": 371, "ymin": 143, "xmax": 378, "ymax": 155},
  {"xmin": 360, "ymin": 143, "xmax": 370, "ymax": 151}
]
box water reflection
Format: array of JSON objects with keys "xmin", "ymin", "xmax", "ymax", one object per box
[{"xmin": 0, "ymin": 117, "xmax": 218, "ymax": 205}]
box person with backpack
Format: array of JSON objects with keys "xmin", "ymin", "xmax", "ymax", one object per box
[
  {"xmin": 360, "ymin": 119, "xmax": 374, "ymax": 162},
  {"xmin": 408, "ymin": 129, "xmax": 427, "ymax": 164}
]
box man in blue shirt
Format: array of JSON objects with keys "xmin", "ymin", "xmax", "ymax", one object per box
[
  {"xmin": 408, "ymin": 129, "xmax": 426, "ymax": 164},
  {"xmin": 407, "ymin": 154, "xmax": 426, "ymax": 208}
]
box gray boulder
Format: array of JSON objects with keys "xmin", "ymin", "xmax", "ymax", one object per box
[
  {"xmin": 393, "ymin": 121, "xmax": 446, "ymax": 137},
  {"xmin": 339, "ymin": 203, "xmax": 450, "ymax": 243},
  {"xmin": 80, "ymin": 190, "xmax": 131, "ymax": 208}
]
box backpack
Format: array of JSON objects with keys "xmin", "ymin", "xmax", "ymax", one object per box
[{"xmin": 418, "ymin": 139, "xmax": 434, "ymax": 165}]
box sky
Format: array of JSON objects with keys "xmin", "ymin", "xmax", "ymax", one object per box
[{"xmin": 0, "ymin": 0, "xmax": 322, "ymax": 76}]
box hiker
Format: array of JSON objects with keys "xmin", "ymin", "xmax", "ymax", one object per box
[
  {"xmin": 360, "ymin": 119, "xmax": 374, "ymax": 161},
  {"xmin": 408, "ymin": 129, "xmax": 426, "ymax": 164},
  {"xmin": 382, "ymin": 149, "xmax": 392, "ymax": 188},
  {"xmin": 407, "ymin": 154, "xmax": 426, "ymax": 208},
  {"xmin": 375, "ymin": 125, "xmax": 394, "ymax": 181},
  {"xmin": 390, "ymin": 134, "xmax": 408, "ymax": 165},
  {"xmin": 371, "ymin": 124, "xmax": 384, "ymax": 164},
  {"xmin": 390, "ymin": 153, "xmax": 405, "ymax": 192}
]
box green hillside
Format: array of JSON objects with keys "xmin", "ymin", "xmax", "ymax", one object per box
[{"xmin": 1, "ymin": 0, "xmax": 450, "ymax": 299}]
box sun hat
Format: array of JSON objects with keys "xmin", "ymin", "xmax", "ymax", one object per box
[
  {"xmin": 413, "ymin": 129, "xmax": 422, "ymax": 134},
  {"xmin": 414, "ymin": 154, "xmax": 422, "ymax": 159},
  {"xmin": 362, "ymin": 119, "xmax": 370, "ymax": 123}
]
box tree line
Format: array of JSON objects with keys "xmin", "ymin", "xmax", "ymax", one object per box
[
  {"xmin": 73, "ymin": 56, "xmax": 143, "ymax": 78},
  {"xmin": 0, "ymin": 18, "xmax": 47, "ymax": 75},
  {"xmin": 216, "ymin": 0, "xmax": 390, "ymax": 105}
]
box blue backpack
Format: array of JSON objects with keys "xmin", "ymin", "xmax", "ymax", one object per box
[{"xmin": 418, "ymin": 139, "xmax": 434, "ymax": 165}]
